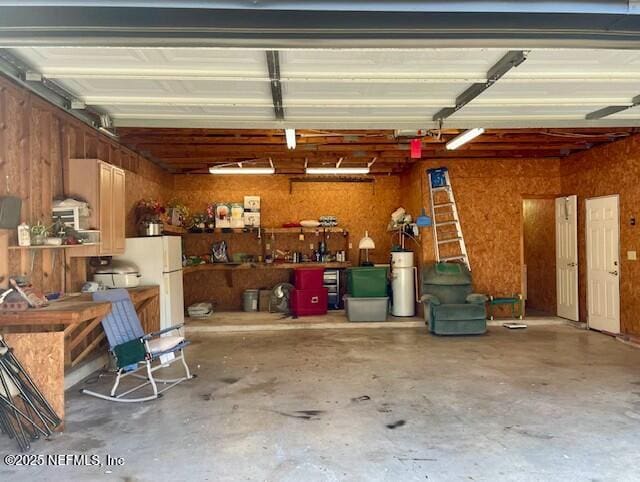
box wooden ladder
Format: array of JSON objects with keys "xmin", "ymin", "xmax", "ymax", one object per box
[{"xmin": 427, "ymin": 167, "xmax": 470, "ymax": 270}]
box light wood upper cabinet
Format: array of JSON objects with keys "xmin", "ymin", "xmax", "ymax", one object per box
[{"xmin": 66, "ymin": 159, "xmax": 126, "ymax": 256}]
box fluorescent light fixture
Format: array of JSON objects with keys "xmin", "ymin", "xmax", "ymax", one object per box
[
  {"xmin": 285, "ymin": 128, "xmax": 296, "ymax": 150},
  {"xmin": 98, "ymin": 126, "xmax": 118, "ymax": 139},
  {"xmin": 445, "ymin": 127, "xmax": 485, "ymax": 150},
  {"xmin": 305, "ymin": 167, "xmax": 370, "ymax": 175},
  {"xmin": 209, "ymin": 167, "xmax": 275, "ymax": 175}
]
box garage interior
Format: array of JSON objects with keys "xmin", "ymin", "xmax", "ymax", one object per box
[{"xmin": 1, "ymin": 3, "xmax": 640, "ymax": 480}]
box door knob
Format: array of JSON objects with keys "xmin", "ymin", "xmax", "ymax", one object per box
[
  {"xmin": 609, "ymin": 270, "xmax": 618, "ymax": 276},
  {"xmin": 567, "ymin": 262, "xmax": 577, "ymax": 267}
]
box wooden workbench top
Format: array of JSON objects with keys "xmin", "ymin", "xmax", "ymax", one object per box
[
  {"xmin": 0, "ymin": 285, "xmax": 159, "ymax": 328},
  {"xmin": 183, "ymin": 262, "xmax": 351, "ymax": 274}
]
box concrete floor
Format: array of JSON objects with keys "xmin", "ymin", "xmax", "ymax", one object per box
[{"xmin": 2, "ymin": 325, "xmax": 640, "ymax": 481}]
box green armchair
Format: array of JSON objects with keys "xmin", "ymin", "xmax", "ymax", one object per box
[{"xmin": 421, "ymin": 262, "xmax": 487, "ymax": 335}]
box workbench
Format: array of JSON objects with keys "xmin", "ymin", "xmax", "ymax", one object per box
[{"xmin": 0, "ymin": 286, "xmax": 160, "ymax": 424}]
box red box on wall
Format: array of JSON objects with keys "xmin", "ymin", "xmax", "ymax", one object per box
[
  {"xmin": 290, "ymin": 288, "xmax": 328, "ymax": 317},
  {"xmin": 293, "ymin": 268, "xmax": 325, "ymax": 290}
]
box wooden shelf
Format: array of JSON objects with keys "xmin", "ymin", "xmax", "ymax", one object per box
[
  {"xmin": 162, "ymin": 224, "xmax": 187, "ymax": 235},
  {"xmin": 184, "ymin": 227, "xmax": 259, "ymax": 235},
  {"xmin": 183, "ymin": 261, "xmax": 351, "ymax": 275},
  {"xmin": 264, "ymin": 227, "xmax": 347, "ymax": 234},
  {"xmin": 8, "ymin": 243, "xmax": 99, "ymax": 251}
]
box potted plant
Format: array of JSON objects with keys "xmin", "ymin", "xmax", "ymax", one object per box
[
  {"xmin": 167, "ymin": 199, "xmax": 189, "ymax": 227},
  {"xmin": 30, "ymin": 221, "xmax": 49, "ymax": 245},
  {"xmin": 188, "ymin": 213, "xmax": 207, "ymax": 233},
  {"xmin": 135, "ymin": 199, "xmax": 166, "ymax": 236}
]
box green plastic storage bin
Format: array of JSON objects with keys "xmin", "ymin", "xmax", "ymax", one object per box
[{"xmin": 347, "ymin": 267, "xmax": 388, "ymax": 297}]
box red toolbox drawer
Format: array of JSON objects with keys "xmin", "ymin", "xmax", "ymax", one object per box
[
  {"xmin": 290, "ymin": 288, "xmax": 328, "ymax": 316},
  {"xmin": 293, "ymin": 268, "xmax": 325, "ymax": 290}
]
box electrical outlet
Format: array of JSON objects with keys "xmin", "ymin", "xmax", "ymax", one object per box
[
  {"xmin": 628, "ymin": 251, "xmax": 637, "ymax": 261},
  {"xmin": 349, "ymin": 242, "xmax": 353, "ymax": 249},
  {"xmin": 309, "ymin": 243, "xmax": 314, "ymax": 250},
  {"xmin": 265, "ymin": 243, "xmax": 271, "ymax": 251}
]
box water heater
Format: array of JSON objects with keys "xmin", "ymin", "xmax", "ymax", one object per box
[{"xmin": 391, "ymin": 251, "xmax": 417, "ymax": 317}]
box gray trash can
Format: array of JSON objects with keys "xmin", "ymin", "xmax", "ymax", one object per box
[{"xmin": 243, "ymin": 289, "xmax": 259, "ymax": 312}]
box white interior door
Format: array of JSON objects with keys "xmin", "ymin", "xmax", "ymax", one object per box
[
  {"xmin": 586, "ymin": 196, "xmax": 620, "ymax": 334},
  {"xmin": 556, "ymin": 195, "xmax": 579, "ymax": 321}
]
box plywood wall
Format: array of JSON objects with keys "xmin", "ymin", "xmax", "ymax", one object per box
[
  {"xmin": 402, "ymin": 158, "xmax": 563, "ymax": 303},
  {"xmin": 523, "ymin": 198, "xmax": 556, "ymax": 314},
  {"xmin": 561, "ymin": 135, "xmax": 640, "ymax": 335},
  {"xmin": 0, "ymin": 75, "xmax": 172, "ymax": 293},
  {"xmin": 173, "ymin": 174, "xmax": 402, "ymax": 264}
]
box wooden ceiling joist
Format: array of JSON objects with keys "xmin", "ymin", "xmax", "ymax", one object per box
[{"xmin": 117, "ymin": 127, "xmax": 632, "ymax": 174}]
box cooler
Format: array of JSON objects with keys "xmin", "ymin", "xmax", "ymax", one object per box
[
  {"xmin": 290, "ymin": 288, "xmax": 329, "ymax": 317},
  {"xmin": 293, "ymin": 268, "xmax": 325, "ymax": 290}
]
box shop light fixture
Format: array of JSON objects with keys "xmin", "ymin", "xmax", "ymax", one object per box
[
  {"xmin": 305, "ymin": 167, "xmax": 370, "ymax": 175},
  {"xmin": 209, "ymin": 160, "xmax": 275, "ymax": 175},
  {"xmin": 209, "ymin": 167, "xmax": 275, "ymax": 175},
  {"xmin": 445, "ymin": 127, "xmax": 485, "ymax": 150},
  {"xmin": 285, "ymin": 128, "xmax": 296, "ymax": 150}
]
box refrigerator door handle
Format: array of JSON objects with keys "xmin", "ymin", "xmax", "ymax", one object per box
[{"xmin": 414, "ymin": 266, "xmax": 419, "ymax": 302}]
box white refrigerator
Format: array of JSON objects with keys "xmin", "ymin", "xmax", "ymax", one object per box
[{"xmin": 116, "ymin": 236, "xmax": 184, "ymax": 330}]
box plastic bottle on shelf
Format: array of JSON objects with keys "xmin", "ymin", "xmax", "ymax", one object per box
[{"xmin": 17, "ymin": 223, "xmax": 30, "ymax": 247}]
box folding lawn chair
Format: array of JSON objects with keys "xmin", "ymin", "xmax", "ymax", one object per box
[{"xmin": 81, "ymin": 289, "xmax": 195, "ymax": 403}]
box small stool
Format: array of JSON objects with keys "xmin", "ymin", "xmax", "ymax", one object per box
[{"xmin": 487, "ymin": 294, "xmax": 524, "ymax": 320}]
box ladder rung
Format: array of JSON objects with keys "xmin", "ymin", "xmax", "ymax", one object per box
[
  {"xmin": 435, "ymin": 220, "xmax": 459, "ymax": 226},
  {"xmin": 433, "ymin": 202, "xmax": 454, "ymax": 208},
  {"xmin": 438, "ymin": 237, "xmax": 462, "ymax": 245},
  {"xmin": 441, "ymin": 255, "xmax": 467, "ymax": 262},
  {"xmin": 431, "ymin": 186, "xmax": 450, "ymax": 192}
]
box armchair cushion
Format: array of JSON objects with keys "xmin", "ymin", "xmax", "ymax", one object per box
[
  {"xmin": 466, "ymin": 293, "xmax": 488, "ymax": 304},
  {"xmin": 433, "ymin": 303, "xmax": 486, "ymax": 322},
  {"xmin": 420, "ymin": 294, "xmax": 441, "ymax": 306}
]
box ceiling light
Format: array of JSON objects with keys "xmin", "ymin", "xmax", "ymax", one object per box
[
  {"xmin": 209, "ymin": 167, "xmax": 275, "ymax": 175},
  {"xmin": 305, "ymin": 167, "xmax": 370, "ymax": 175},
  {"xmin": 445, "ymin": 128, "xmax": 485, "ymax": 150},
  {"xmin": 285, "ymin": 128, "xmax": 296, "ymax": 150}
]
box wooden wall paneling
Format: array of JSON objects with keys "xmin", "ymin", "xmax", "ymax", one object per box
[
  {"xmin": 3, "ymin": 332, "xmax": 65, "ymax": 422},
  {"xmin": 401, "ymin": 158, "xmax": 563, "ymax": 318},
  {"xmin": 84, "ymin": 131, "xmax": 98, "ymax": 159},
  {"xmin": 561, "ymin": 135, "xmax": 640, "ymax": 335},
  {"xmin": 522, "ymin": 198, "xmax": 557, "ymax": 314},
  {"xmin": 0, "ymin": 76, "xmax": 173, "ymax": 298},
  {"xmin": 0, "ymin": 230, "xmax": 8, "ymax": 289}
]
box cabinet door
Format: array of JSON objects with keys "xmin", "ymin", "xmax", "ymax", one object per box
[
  {"xmin": 99, "ymin": 162, "xmax": 114, "ymax": 255},
  {"xmin": 111, "ymin": 167, "xmax": 126, "ymax": 254}
]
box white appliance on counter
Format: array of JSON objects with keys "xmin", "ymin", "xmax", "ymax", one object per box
[
  {"xmin": 115, "ymin": 236, "xmax": 184, "ymax": 330},
  {"xmin": 93, "ymin": 261, "xmax": 141, "ymax": 289},
  {"xmin": 391, "ymin": 251, "xmax": 417, "ymax": 317}
]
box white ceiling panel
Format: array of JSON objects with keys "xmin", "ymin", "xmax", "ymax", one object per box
[
  {"xmin": 105, "ymin": 104, "xmax": 274, "ymax": 119},
  {"xmin": 450, "ymin": 104, "xmax": 604, "ymax": 120},
  {"xmin": 280, "ymin": 49, "xmax": 507, "ymax": 79},
  {"xmin": 286, "ymin": 105, "xmax": 437, "ymax": 120},
  {"xmin": 12, "ymin": 47, "xmax": 267, "ymax": 78},
  {"xmin": 7, "ymin": 46, "xmax": 640, "ymax": 128},
  {"xmin": 57, "ymin": 78, "xmax": 270, "ymax": 103},
  {"xmin": 475, "ymin": 80, "xmax": 640, "ymax": 105},
  {"xmin": 283, "ymin": 81, "xmax": 459, "ymax": 105},
  {"xmin": 507, "ymin": 49, "xmax": 640, "ymax": 79}
]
